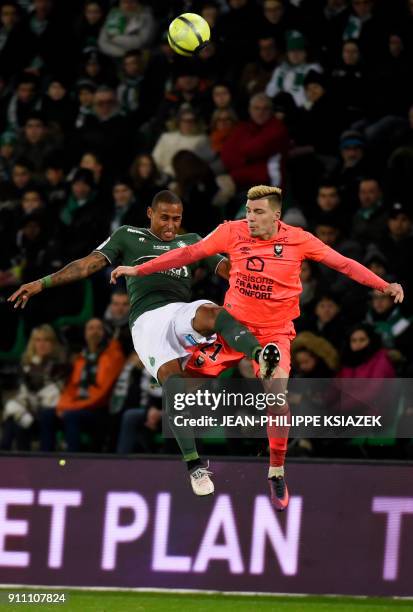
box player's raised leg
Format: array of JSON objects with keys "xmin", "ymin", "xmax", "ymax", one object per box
[{"xmin": 192, "ymin": 305, "xmax": 279, "ymax": 379}]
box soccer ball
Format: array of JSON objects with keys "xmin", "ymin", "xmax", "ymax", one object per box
[{"xmin": 168, "ymin": 13, "xmax": 211, "ymax": 57}]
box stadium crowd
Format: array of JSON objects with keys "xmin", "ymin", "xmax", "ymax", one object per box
[{"xmin": 1, "ymin": 0, "xmax": 413, "ymax": 458}]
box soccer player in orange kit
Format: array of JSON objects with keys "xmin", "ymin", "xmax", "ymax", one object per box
[{"xmin": 111, "ymin": 185, "xmax": 404, "ymax": 511}]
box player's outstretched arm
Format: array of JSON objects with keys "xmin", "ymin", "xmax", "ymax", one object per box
[
  {"xmin": 111, "ymin": 224, "xmax": 230, "ymax": 283},
  {"xmin": 320, "ymin": 249, "xmax": 404, "ymax": 303},
  {"xmin": 8, "ymin": 252, "xmax": 108, "ymax": 309}
]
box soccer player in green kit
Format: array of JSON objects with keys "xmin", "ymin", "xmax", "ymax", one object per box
[{"xmin": 9, "ymin": 190, "xmax": 279, "ymax": 496}]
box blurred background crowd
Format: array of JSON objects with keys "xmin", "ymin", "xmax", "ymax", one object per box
[{"xmin": 0, "ymin": 0, "xmax": 412, "ymax": 459}]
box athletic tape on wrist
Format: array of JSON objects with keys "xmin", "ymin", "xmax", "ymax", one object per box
[{"xmin": 41, "ymin": 275, "xmax": 53, "ymax": 289}]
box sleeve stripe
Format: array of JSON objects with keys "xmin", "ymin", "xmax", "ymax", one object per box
[
  {"xmin": 93, "ymin": 250, "xmax": 112, "ymax": 265},
  {"xmin": 214, "ymin": 257, "xmax": 227, "ymax": 274}
]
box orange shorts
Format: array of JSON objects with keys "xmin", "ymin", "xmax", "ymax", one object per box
[{"xmin": 186, "ymin": 322, "xmax": 295, "ymax": 378}]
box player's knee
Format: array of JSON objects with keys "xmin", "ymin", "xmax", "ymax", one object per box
[
  {"xmin": 157, "ymin": 363, "xmax": 183, "ymax": 386},
  {"xmin": 193, "ymin": 304, "xmax": 222, "ymax": 335}
]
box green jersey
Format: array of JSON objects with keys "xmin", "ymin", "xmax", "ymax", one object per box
[{"xmin": 95, "ymin": 225, "xmax": 225, "ymax": 326}]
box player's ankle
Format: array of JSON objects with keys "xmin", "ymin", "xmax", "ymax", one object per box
[{"xmin": 187, "ymin": 458, "xmax": 203, "ymax": 471}]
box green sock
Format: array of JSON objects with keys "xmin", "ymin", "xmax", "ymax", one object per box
[
  {"xmin": 165, "ymin": 375, "xmax": 199, "ymax": 462},
  {"xmin": 215, "ymin": 309, "xmax": 261, "ymax": 361}
]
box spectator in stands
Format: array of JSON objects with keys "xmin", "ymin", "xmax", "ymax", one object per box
[
  {"xmin": 258, "ymin": 0, "xmax": 297, "ymax": 44},
  {"xmin": 0, "ymin": 1, "xmax": 35, "ymax": 78},
  {"xmin": 20, "ymin": 188, "xmax": 45, "ymax": 217},
  {"xmin": 40, "ymin": 77, "xmax": 76, "ymax": 136},
  {"xmin": 59, "ymin": 168, "xmax": 103, "ymax": 261},
  {"xmin": 365, "ymin": 290, "xmax": 413, "ymax": 366},
  {"xmin": 117, "ymin": 49, "xmax": 144, "ymax": 116},
  {"xmin": 337, "ymin": 323, "xmax": 395, "ymax": 378},
  {"xmin": 78, "ymin": 47, "xmax": 111, "ymax": 87},
  {"xmin": 14, "ymin": 112, "xmax": 60, "ymax": 178},
  {"xmin": 298, "ymin": 70, "xmax": 340, "ymax": 155},
  {"xmin": 107, "ymin": 351, "xmax": 142, "ymax": 451},
  {"xmin": 363, "ymin": 247, "xmax": 388, "ymax": 279},
  {"xmin": 351, "ymin": 177, "xmax": 387, "ymax": 244},
  {"xmin": 215, "ymin": 0, "xmax": 261, "ymax": 80},
  {"xmin": 209, "ymin": 108, "xmax": 239, "ymax": 154},
  {"xmin": 135, "ymin": 30, "xmax": 176, "ymax": 127},
  {"xmin": 211, "ymin": 82, "xmax": 234, "ymax": 113},
  {"xmin": 74, "ymin": 79, "xmax": 96, "ymax": 130},
  {"xmin": 240, "ymin": 35, "xmax": 281, "ymax": 98},
  {"xmin": 266, "ymin": 30, "xmax": 322, "ymax": 107},
  {"xmin": 298, "ymin": 292, "xmax": 346, "ymax": 349},
  {"xmin": 152, "ymin": 105, "xmax": 213, "ymax": 179},
  {"xmin": 292, "ymin": 331, "xmax": 339, "ymax": 377},
  {"xmin": 299, "ymin": 260, "xmax": 319, "ymax": 313},
  {"xmin": 0, "ymin": 158, "xmax": 35, "ymax": 206},
  {"xmin": 200, "ymin": 1, "xmax": 220, "ymax": 32},
  {"xmin": 336, "ymin": 323, "xmax": 397, "ymax": 427},
  {"xmin": 116, "ymin": 366, "xmax": 163, "ymax": 453},
  {"xmin": 313, "ymin": 213, "xmax": 368, "ymax": 307},
  {"xmin": 74, "ymin": 0, "xmax": 106, "ymax": 59},
  {"xmin": 1, "ymin": 324, "xmax": 67, "ymax": 450},
  {"xmin": 0, "ymin": 131, "xmax": 16, "ymax": 182},
  {"xmin": 129, "ymin": 153, "xmax": 167, "ymax": 204},
  {"xmin": 170, "ymin": 150, "xmax": 234, "ymax": 234},
  {"xmin": 313, "ymin": 0, "xmax": 350, "ymax": 68},
  {"xmin": 336, "ymin": 128, "xmax": 370, "ymax": 208},
  {"xmin": 146, "ymin": 63, "xmax": 207, "ymax": 146},
  {"xmin": 330, "ymin": 39, "xmax": 367, "ymax": 127},
  {"xmin": 16, "ymin": 210, "xmax": 60, "ymax": 283},
  {"xmin": 342, "ymin": 0, "xmax": 384, "ymax": 66},
  {"xmin": 75, "ymin": 86, "xmax": 131, "ymax": 171},
  {"xmin": 367, "ymin": 32, "xmax": 412, "ymax": 119},
  {"xmin": 376, "ymin": 203, "xmax": 413, "ymax": 295},
  {"xmin": 197, "ymin": 39, "xmax": 225, "ymax": 84},
  {"xmin": 103, "ymin": 288, "xmax": 131, "ymax": 354},
  {"xmin": 39, "ymin": 318, "xmax": 125, "ymax": 452},
  {"xmin": 6, "ymin": 73, "xmax": 40, "ymax": 130},
  {"xmin": 315, "ymin": 182, "xmax": 342, "ymax": 215},
  {"xmin": 44, "ymin": 153, "xmax": 68, "ymax": 215},
  {"xmin": 26, "ymin": 0, "xmax": 70, "ymax": 77},
  {"xmin": 221, "ymin": 92, "xmax": 289, "ymax": 188},
  {"xmin": 98, "ymin": 0, "xmax": 155, "ymax": 59},
  {"xmin": 110, "ymin": 177, "xmax": 141, "ymax": 231},
  {"xmin": 311, "ymin": 182, "xmax": 346, "ymax": 229},
  {"xmin": 78, "ymin": 150, "xmax": 111, "ymax": 207}
]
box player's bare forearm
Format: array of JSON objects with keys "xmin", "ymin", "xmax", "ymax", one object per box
[
  {"xmin": 49, "ymin": 252, "xmax": 107, "ymax": 286},
  {"xmin": 8, "ymin": 252, "xmax": 107, "ymax": 309}
]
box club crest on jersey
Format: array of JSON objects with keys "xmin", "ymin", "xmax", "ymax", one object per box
[
  {"xmin": 177, "ymin": 240, "xmax": 186, "ymax": 247},
  {"xmin": 274, "ymin": 244, "xmax": 283, "ymax": 257},
  {"xmin": 240, "ymin": 246, "xmax": 251, "ymax": 254}
]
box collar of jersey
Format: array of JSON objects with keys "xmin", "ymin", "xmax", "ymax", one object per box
[{"xmin": 146, "ymin": 228, "xmax": 169, "ymax": 242}]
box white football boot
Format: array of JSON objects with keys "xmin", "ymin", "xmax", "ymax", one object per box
[{"xmin": 189, "ymin": 461, "xmax": 214, "ymax": 496}]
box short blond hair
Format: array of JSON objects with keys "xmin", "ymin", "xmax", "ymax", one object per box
[{"xmin": 247, "ymin": 185, "xmax": 282, "ymax": 209}]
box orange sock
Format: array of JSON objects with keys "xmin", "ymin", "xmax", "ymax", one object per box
[{"xmin": 267, "ymin": 404, "xmax": 290, "ymax": 467}]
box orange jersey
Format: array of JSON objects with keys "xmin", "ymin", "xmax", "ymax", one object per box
[{"xmin": 201, "ymin": 220, "xmax": 329, "ymax": 327}]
